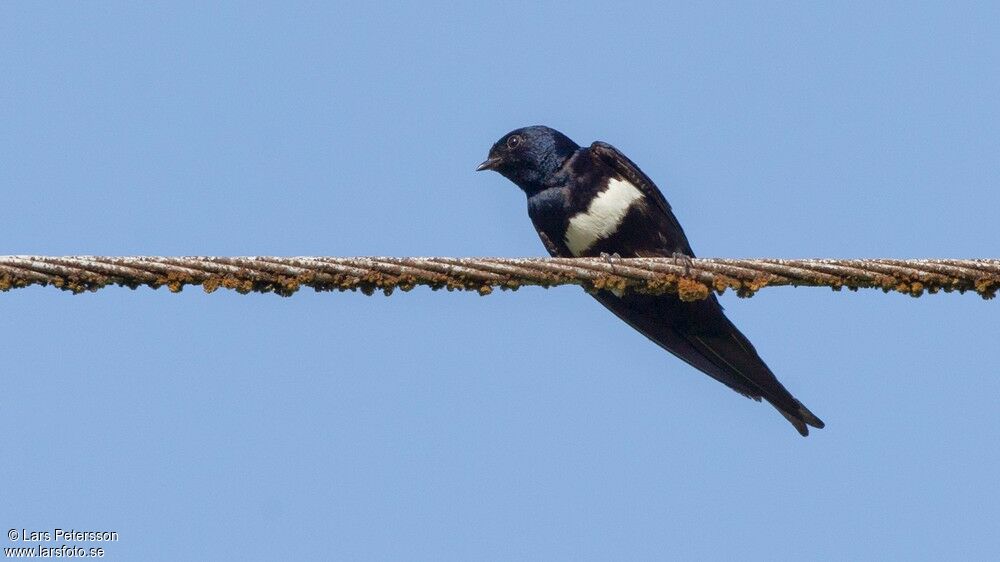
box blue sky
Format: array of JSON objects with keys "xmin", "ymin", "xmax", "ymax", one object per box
[{"xmin": 2, "ymin": 2, "xmax": 998, "ymax": 560}]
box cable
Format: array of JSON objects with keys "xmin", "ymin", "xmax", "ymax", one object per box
[{"xmin": 0, "ymin": 256, "xmax": 996, "ymax": 299}]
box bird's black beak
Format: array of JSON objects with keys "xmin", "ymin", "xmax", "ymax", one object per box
[{"xmin": 476, "ymin": 157, "xmax": 502, "ymax": 172}]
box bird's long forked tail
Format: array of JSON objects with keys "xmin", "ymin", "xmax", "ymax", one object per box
[
  {"xmin": 777, "ymin": 400, "xmax": 825, "ymax": 437},
  {"xmin": 684, "ymin": 326, "xmax": 826, "ymax": 436},
  {"xmin": 592, "ymin": 290, "xmax": 825, "ymax": 436}
]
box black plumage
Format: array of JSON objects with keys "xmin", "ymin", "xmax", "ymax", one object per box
[{"xmin": 478, "ymin": 125, "xmax": 824, "ymax": 436}]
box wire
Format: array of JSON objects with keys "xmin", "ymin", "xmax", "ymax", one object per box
[{"xmin": 0, "ymin": 256, "xmax": 996, "ymax": 299}]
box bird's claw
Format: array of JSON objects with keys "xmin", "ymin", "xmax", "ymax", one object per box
[
  {"xmin": 672, "ymin": 252, "xmax": 694, "ymax": 277},
  {"xmin": 600, "ymin": 252, "xmax": 622, "ymax": 272}
]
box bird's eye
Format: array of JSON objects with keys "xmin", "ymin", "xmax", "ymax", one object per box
[{"xmin": 506, "ymin": 135, "xmax": 521, "ymax": 149}]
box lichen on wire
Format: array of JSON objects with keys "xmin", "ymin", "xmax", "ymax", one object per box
[{"xmin": 0, "ymin": 256, "xmax": 997, "ymax": 300}]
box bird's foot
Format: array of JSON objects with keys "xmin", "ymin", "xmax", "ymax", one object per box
[
  {"xmin": 600, "ymin": 252, "xmax": 622, "ymax": 272},
  {"xmin": 672, "ymin": 252, "xmax": 694, "ymax": 277},
  {"xmin": 599, "ymin": 252, "xmax": 626, "ymax": 296}
]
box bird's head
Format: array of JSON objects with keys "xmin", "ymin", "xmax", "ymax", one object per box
[{"xmin": 477, "ymin": 125, "xmax": 579, "ymax": 193}]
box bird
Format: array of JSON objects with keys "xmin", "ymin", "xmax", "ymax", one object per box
[{"xmin": 477, "ymin": 125, "xmax": 824, "ymax": 436}]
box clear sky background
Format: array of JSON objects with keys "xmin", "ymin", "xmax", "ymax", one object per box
[{"xmin": 2, "ymin": 3, "xmax": 998, "ymax": 560}]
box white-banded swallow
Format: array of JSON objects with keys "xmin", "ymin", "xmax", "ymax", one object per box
[{"xmin": 478, "ymin": 125, "xmax": 824, "ymax": 436}]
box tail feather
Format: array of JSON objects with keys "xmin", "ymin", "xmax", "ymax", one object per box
[
  {"xmin": 779, "ymin": 401, "xmax": 825, "ymax": 436},
  {"xmin": 592, "ymin": 290, "xmax": 824, "ymax": 436}
]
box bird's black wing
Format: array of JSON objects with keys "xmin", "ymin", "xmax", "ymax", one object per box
[
  {"xmin": 587, "ymin": 142, "xmax": 823, "ymax": 435},
  {"xmin": 589, "ymin": 141, "xmax": 694, "ymax": 256}
]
